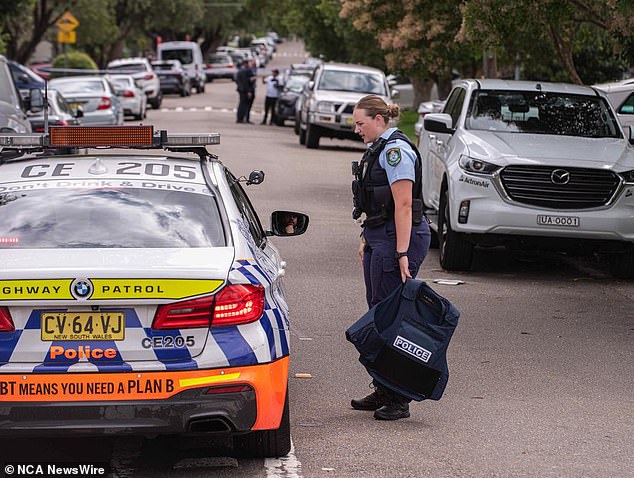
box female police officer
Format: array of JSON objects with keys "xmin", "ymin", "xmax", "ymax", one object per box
[{"xmin": 350, "ymin": 95, "xmax": 431, "ymax": 420}]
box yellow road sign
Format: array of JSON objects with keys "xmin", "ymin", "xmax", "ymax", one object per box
[
  {"xmin": 56, "ymin": 11, "xmax": 79, "ymax": 32},
  {"xmin": 57, "ymin": 30, "xmax": 76, "ymax": 44}
]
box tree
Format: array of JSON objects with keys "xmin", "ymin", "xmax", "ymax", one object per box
[
  {"xmin": 341, "ymin": 0, "xmax": 475, "ymax": 107},
  {"xmin": 461, "ymin": 0, "xmax": 634, "ymax": 84},
  {"xmin": 3, "ymin": 0, "xmax": 79, "ymax": 64}
]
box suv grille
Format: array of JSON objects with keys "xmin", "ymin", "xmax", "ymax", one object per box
[{"xmin": 499, "ymin": 165, "xmax": 620, "ymax": 209}]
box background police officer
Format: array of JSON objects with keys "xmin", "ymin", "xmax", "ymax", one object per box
[{"xmin": 350, "ymin": 94, "xmax": 431, "ymax": 420}]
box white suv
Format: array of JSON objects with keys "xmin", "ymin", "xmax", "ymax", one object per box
[
  {"xmin": 297, "ymin": 63, "xmax": 392, "ymax": 149},
  {"xmin": 107, "ymin": 57, "xmax": 162, "ymax": 109},
  {"xmin": 419, "ymin": 79, "xmax": 634, "ymax": 278}
]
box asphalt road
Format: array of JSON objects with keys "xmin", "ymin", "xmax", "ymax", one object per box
[{"xmin": 2, "ymin": 40, "xmax": 633, "ymax": 478}]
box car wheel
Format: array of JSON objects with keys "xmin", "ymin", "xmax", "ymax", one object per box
[
  {"xmin": 233, "ymin": 389, "xmax": 291, "ymax": 458},
  {"xmin": 305, "ymin": 122, "xmax": 320, "ymax": 149},
  {"xmin": 151, "ymin": 94, "xmax": 162, "ymax": 110},
  {"xmin": 609, "ymin": 250, "xmax": 634, "ymax": 279},
  {"xmin": 293, "ymin": 118, "xmax": 300, "ymax": 135},
  {"xmin": 198, "ymin": 81, "xmax": 205, "ymax": 94},
  {"xmin": 180, "ymin": 87, "xmax": 187, "ymax": 97},
  {"xmin": 273, "ymin": 116, "xmax": 285, "ymax": 127},
  {"xmin": 299, "ymin": 125, "xmax": 306, "ymax": 145},
  {"xmin": 438, "ymin": 188, "xmax": 473, "ymax": 270}
]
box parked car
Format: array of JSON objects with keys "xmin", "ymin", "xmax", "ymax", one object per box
[
  {"xmin": 205, "ymin": 54, "xmax": 236, "ymax": 80},
  {"xmin": 419, "ymin": 79, "xmax": 634, "ymax": 278},
  {"xmin": 414, "ymin": 100, "xmax": 445, "ymax": 140},
  {"xmin": 29, "ymin": 62, "xmax": 52, "ymax": 81},
  {"xmin": 0, "ymin": 54, "xmax": 39, "ymax": 133},
  {"xmin": 8, "ymin": 61, "xmax": 45, "ymax": 103},
  {"xmin": 151, "ymin": 60, "xmax": 191, "ymax": 96},
  {"xmin": 594, "ymin": 79, "xmax": 634, "ymax": 130},
  {"xmin": 275, "ymin": 73, "xmax": 310, "ymax": 126},
  {"xmin": 108, "ymin": 74, "xmax": 147, "ymax": 120},
  {"xmin": 107, "ymin": 57, "xmax": 162, "ymax": 109},
  {"xmin": 157, "ymin": 41, "xmax": 206, "ymax": 94},
  {"xmin": 27, "ymin": 89, "xmax": 82, "ymax": 132},
  {"xmin": 297, "ymin": 62, "xmax": 392, "ymax": 148},
  {"xmin": 49, "ymin": 75, "xmax": 123, "ymax": 126}
]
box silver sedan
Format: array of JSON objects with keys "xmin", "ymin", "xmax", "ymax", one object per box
[{"xmin": 49, "ymin": 75, "xmax": 124, "ymax": 126}]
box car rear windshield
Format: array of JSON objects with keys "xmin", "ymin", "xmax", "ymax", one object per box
[
  {"xmin": 208, "ymin": 55, "xmax": 231, "ymax": 64},
  {"xmin": 152, "ymin": 63, "xmax": 176, "ymax": 71},
  {"xmin": 52, "ymin": 80, "xmax": 104, "ymax": 94},
  {"xmin": 108, "ymin": 64, "xmax": 147, "ymax": 73},
  {"xmin": 465, "ymin": 90, "xmax": 622, "ymax": 138},
  {"xmin": 318, "ymin": 70, "xmax": 386, "ymax": 95},
  {"xmin": 0, "ymin": 188, "xmax": 225, "ymax": 249},
  {"xmin": 161, "ymin": 49, "xmax": 193, "ymax": 65}
]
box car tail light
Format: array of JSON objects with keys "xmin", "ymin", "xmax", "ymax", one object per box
[
  {"xmin": 97, "ymin": 97, "xmax": 112, "ymax": 110},
  {"xmin": 212, "ymin": 284, "xmax": 265, "ymax": 326},
  {"xmin": 152, "ymin": 284, "xmax": 265, "ymax": 330},
  {"xmin": 123, "ymin": 90, "xmax": 135, "ymax": 98},
  {"xmin": 0, "ymin": 307, "xmax": 15, "ymax": 332},
  {"xmin": 206, "ymin": 64, "xmax": 213, "ymax": 69},
  {"xmin": 144, "ymin": 73, "xmax": 155, "ymax": 81},
  {"xmin": 153, "ymin": 296, "xmax": 213, "ymax": 330}
]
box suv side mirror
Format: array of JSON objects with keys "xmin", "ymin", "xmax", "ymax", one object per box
[
  {"xmin": 28, "ymin": 88, "xmax": 44, "ymax": 112},
  {"xmin": 268, "ymin": 211, "xmax": 309, "ymax": 237},
  {"xmin": 306, "ymin": 80, "xmax": 314, "ymax": 91},
  {"xmin": 391, "ymin": 89, "xmax": 400, "ymax": 99},
  {"xmin": 424, "ymin": 113, "xmax": 454, "ymax": 134}
]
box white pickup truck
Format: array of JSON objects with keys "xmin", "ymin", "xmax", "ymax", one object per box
[{"xmin": 418, "ymin": 79, "xmax": 634, "ymax": 278}]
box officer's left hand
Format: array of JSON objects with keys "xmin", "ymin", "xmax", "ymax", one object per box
[{"xmin": 398, "ymin": 256, "xmax": 411, "ymax": 283}]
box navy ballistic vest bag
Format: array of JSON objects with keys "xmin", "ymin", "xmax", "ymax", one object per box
[{"xmin": 345, "ymin": 279, "xmax": 460, "ymax": 401}]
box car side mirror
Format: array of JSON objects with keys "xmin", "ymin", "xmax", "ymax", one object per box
[
  {"xmin": 306, "ymin": 81, "xmax": 314, "ymax": 91},
  {"xmin": 28, "ymin": 88, "xmax": 44, "ymax": 112},
  {"xmin": 391, "ymin": 89, "xmax": 400, "ymax": 99},
  {"xmin": 246, "ymin": 170, "xmax": 265, "ymax": 185},
  {"xmin": 424, "ymin": 113, "xmax": 454, "ymax": 134},
  {"xmin": 268, "ymin": 211, "xmax": 309, "ymax": 237}
]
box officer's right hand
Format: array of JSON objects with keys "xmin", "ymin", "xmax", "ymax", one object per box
[{"xmin": 358, "ymin": 239, "xmax": 364, "ymax": 264}]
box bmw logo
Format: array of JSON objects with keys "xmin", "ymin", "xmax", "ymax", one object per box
[{"xmin": 71, "ymin": 279, "xmax": 93, "ymax": 300}]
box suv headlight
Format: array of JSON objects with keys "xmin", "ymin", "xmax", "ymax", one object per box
[
  {"xmin": 620, "ymin": 169, "xmax": 634, "ymax": 183},
  {"xmin": 458, "ymin": 155, "xmax": 500, "ymax": 175},
  {"xmin": 316, "ymin": 101, "xmax": 336, "ymax": 113}
]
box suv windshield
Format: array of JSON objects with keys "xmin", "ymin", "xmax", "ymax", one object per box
[
  {"xmin": 318, "ymin": 70, "xmax": 386, "ymax": 95},
  {"xmin": 0, "ymin": 188, "xmax": 224, "ymax": 249},
  {"xmin": 466, "ymin": 90, "xmax": 621, "ymax": 138}
]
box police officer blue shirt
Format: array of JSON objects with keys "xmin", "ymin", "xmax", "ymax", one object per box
[{"xmin": 375, "ymin": 127, "xmax": 417, "ymax": 185}]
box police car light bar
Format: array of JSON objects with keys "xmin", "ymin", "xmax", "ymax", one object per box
[
  {"xmin": 0, "ymin": 134, "xmax": 44, "ymax": 147},
  {"xmin": 162, "ymin": 133, "xmax": 221, "ymax": 146},
  {"xmin": 50, "ymin": 125, "xmax": 155, "ymax": 147},
  {"xmin": 0, "ymin": 127, "xmax": 221, "ymax": 157}
]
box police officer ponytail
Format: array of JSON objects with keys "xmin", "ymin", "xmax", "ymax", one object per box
[{"xmin": 355, "ymin": 95, "xmax": 400, "ymax": 123}]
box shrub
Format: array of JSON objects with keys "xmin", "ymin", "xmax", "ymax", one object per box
[{"xmin": 50, "ymin": 51, "xmax": 98, "ymax": 78}]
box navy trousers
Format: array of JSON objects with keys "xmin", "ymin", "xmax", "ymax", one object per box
[{"xmin": 362, "ymin": 220, "xmax": 431, "ymax": 309}]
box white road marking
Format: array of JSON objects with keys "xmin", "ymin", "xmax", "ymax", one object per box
[{"xmin": 264, "ymin": 439, "xmax": 302, "ymax": 477}]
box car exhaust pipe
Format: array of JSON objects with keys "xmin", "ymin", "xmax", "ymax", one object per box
[{"xmin": 187, "ymin": 417, "xmax": 231, "ymax": 433}]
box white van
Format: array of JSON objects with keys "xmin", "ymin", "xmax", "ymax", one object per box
[{"xmin": 157, "ymin": 41, "xmax": 206, "ymax": 94}]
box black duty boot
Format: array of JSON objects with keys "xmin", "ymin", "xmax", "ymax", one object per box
[
  {"xmin": 374, "ymin": 401, "xmax": 410, "ymax": 420},
  {"xmin": 351, "ymin": 386, "xmax": 386, "ymax": 411}
]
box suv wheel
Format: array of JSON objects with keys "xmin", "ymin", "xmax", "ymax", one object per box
[
  {"xmin": 305, "ymin": 122, "xmax": 320, "ymax": 149},
  {"xmin": 299, "ymin": 124, "xmax": 306, "ymax": 145},
  {"xmin": 198, "ymin": 81, "xmax": 205, "ymax": 94},
  {"xmin": 293, "ymin": 117, "xmax": 300, "ymax": 135},
  {"xmin": 233, "ymin": 390, "xmax": 291, "ymax": 458},
  {"xmin": 438, "ymin": 188, "xmax": 473, "ymax": 270}
]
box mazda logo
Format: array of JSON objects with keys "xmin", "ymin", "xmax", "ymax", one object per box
[{"xmin": 551, "ymin": 169, "xmax": 570, "ymax": 185}]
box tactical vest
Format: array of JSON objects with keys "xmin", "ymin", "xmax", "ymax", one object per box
[{"xmin": 352, "ymin": 129, "xmax": 423, "ymax": 228}]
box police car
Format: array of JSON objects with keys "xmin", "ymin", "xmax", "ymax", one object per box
[{"xmin": 0, "ymin": 126, "xmax": 308, "ymax": 457}]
